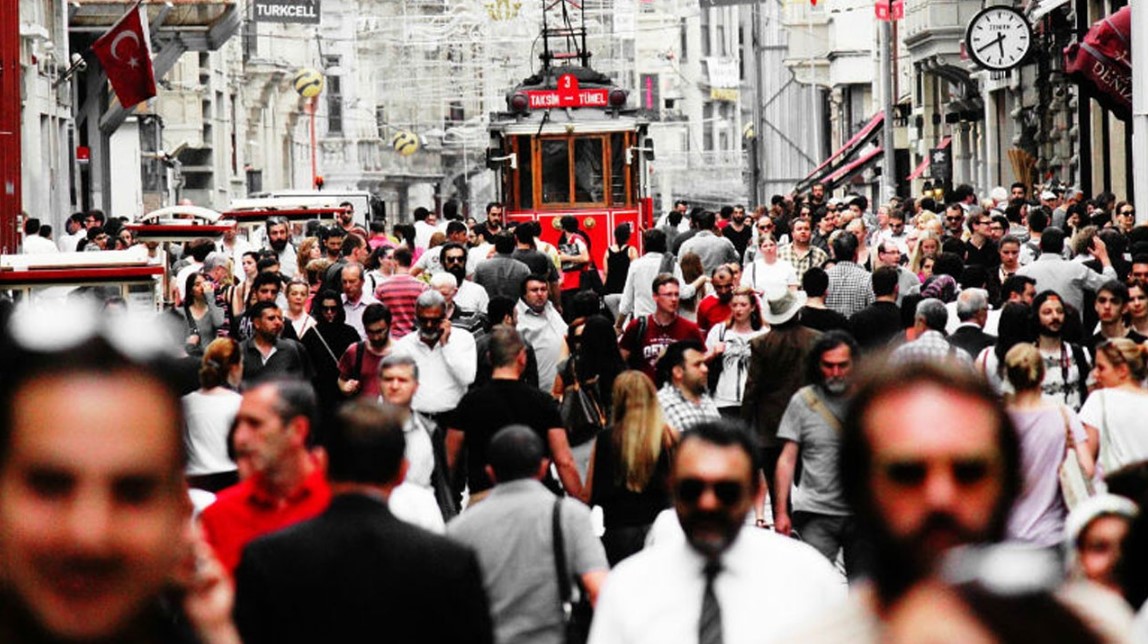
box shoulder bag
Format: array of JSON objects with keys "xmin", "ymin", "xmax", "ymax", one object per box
[
  {"xmin": 560, "ymin": 356, "xmax": 607, "ymax": 447},
  {"xmin": 1057, "ymin": 404, "xmax": 1094, "ymax": 510},
  {"xmin": 552, "ymin": 498, "xmax": 593, "ymax": 644}
]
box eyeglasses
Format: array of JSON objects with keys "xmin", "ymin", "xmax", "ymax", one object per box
[
  {"xmin": 876, "ymin": 455, "xmax": 999, "ymax": 489},
  {"xmin": 757, "ymin": 225, "xmax": 773, "ymax": 231},
  {"xmin": 945, "ymin": 216, "xmax": 963, "ymax": 222},
  {"xmin": 676, "ymin": 478, "xmax": 745, "ymax": 506}
]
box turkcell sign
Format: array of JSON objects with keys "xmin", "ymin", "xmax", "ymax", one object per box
[
  {"xmin": 253, "ymin": 0, "xmax": 320, "ymax": 24},
  {"xmin": 526, "ymin": 89, "xmax": 609, "ymax": 109}
]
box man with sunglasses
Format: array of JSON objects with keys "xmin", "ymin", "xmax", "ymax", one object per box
[
  {"xmin": 773, "ymin": 331, "xmax": 866, "ymax": 579},
  {"xmin": 589, "ymin": 420, "xmax": 843, "ymax": 643},
  {"xmin": 813, "ymin": 361, "xmax": 1022, "ymax": 631}
]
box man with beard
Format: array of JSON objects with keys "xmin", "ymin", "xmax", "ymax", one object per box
[
  {"xmin": 778, "ymin": 217, "xmax": 828, "ymax": 283},
  {"xmin": 774, "ymin": 331, "xmax": 866, "ymax": 579},
  {"xmin": 337, "ymin": 303, "xmax": 393, "ymax": 400},
  {"xmin": 1033, "ymin": 290, "xmax": 1091, "ymax": 411},
  {"xmin": 696, "ymin": 265, "xmax": 736, "ymax": 334},
  {"xmin": 264, "ymin": 216, "xmax": 298, "ymax": 278},
  {"xmin": 412, "ymin": 221, "xmax": 471, "ymax": 278},
  {"xmin": 240, "ymin": 301, "xmax": 315, "ymax": 386},
  {"xmin": 588, "ymin": 420, "xmax": 843, "ymax": 644},
  {"xmin": 479, "ymin": 201, "xmax": 505, "ymax": 237},
  {"xmin": 656, "ymin": 340, "xmax": 720, "ymax": 433},
  {"xmin": 723, "ymin": 205, "xmax": 753, "ymax": 259},
  {"xmin": 791, "ymin": 361, "xmax": 1022, "ymax": 639},
  {"xmin": 439, "ymin": 242, "xmax": 489, "ymax": 314}
]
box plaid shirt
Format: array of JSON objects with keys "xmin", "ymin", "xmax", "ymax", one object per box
[
  {"xmin": 778, "ymin": 243, "xmax": 829, "ymax": 281},
  {"xmin": 658, "ymin": 384, "xmax": 721, "ymax": 432},
  {"xmin": 890, "ymin": 330, "xmax": 972, "ymax": 367},
  {"xmin": 825, "ymin": 261, "xmax": 874, "ymax": 318}
]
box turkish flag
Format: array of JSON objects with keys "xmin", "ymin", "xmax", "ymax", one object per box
[{"xmin": 92, "ymin": 4, "xmax": 157, "ymax": 109}]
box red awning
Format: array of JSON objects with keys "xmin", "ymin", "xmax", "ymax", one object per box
[
  {"xmin": 825, "ymin": 146, "xmax": 883, "ymax": 190},
  {"xmin": 906, "ymin": 136, "xmax": 952, "ymax": 181},
  {"xmin": 795, "ymin": 112, "xmax": 885, "ymax": 193},
  {"xmin": 1063, "ymin": 6, "xmax": 1131, "ymax": 121}
]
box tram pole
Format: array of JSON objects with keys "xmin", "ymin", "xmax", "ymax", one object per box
[
  {"xmin": 880, "ymin": 9, "xmax": 896, "ymax": 203},
  {"xmin": 0, "ymin": 0, "xmax": 21, "ymax": 253}
]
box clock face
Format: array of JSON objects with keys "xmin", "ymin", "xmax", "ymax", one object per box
[{"xmin": 966, "ymin": 6, "xmax": 1032, "ymax": 71}]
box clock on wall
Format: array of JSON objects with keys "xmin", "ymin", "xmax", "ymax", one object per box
[{"xmin": 965, "ymin": 6, "xmax": 1033, "ymax": 71}]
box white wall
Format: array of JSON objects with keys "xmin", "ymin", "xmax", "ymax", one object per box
[{"xmin": 108, "ymin": 120, "xmax": 144, "ymax": 218}]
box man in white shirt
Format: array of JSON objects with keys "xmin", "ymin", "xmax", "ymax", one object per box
[
  {"xmin": 390, "ymin": 290, "xmax": 477, "ymax": 421},
  {"xmin": 58, "ymin": 212, "xmax": 87, "ymax": 252},
  {"xmin": 20, "ymin": 219, "xmax": 58, "ymax": 254},
  {"xmin": 341, "ymin": 262, "xmax": 380, "ymax": 338},
  {"xmin": 589, "ymin": 420, "xmax": 844, "ymax": 644},
  {"xmin": 516, "ymin": 274, "xmax": 568, "ymax": 390}
]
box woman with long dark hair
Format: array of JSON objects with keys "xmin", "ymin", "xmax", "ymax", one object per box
[
  {"xmin": 553, "ymin": 315, "xmax": 626, "ymax": 477},
  {"xmin": 183, "ymin": 272, "xmax": 227, "ymax": 355}
]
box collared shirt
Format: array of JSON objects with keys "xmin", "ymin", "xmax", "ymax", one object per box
[
  {"xmin": 403, "ymin": 411, "xmax": 437, "ymax": 489},
  {"xmin": 657, "ymin": 383, "xmax": 720, "ymax": 432},
  {"xmin": 240, "ymin": 337, "xmax": 314, "ymax": 385},
  {"xmin": 588, "ymin": 527, "xmax": 845, "ymax": 644},
  {"xmin": 342, "ymin": 291, "xmax": 380, "ymax": 339},
  {"xmin": 890, "ymin": 329, "xmax": 971, "ymax": 367},
  {"xmin": 777, "ymin": 243, "xmax": 828, "ymax": 282},
  {"xmin": 390, "ymin": 326, "xmax": 477, "ymax": 414},
  {"xmin": 455, "ymin": 280, "xmax": 490, "ymax": 315},
  {"xmin": 200, "ymin": 465, "xmax": 331, "ymax": 574},
  {"xmin": 825, "ymin": 261, "xmax": 874, "ymax": 318},
  {"xmin": 448, "ymin": 479, "xmax": 608, "ymax": 644},
  {"xmin": 1017, "ymin": 253, "xmax": 1117, "ymax": 318},
  {"xmin": 618, "ymin": 252, "xmax": 698, "ymax": 318},
  {"xmin": 516, "ymin": 300, "xmax": 568, "ymax": 389}
]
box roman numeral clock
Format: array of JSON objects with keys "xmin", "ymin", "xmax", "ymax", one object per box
[{"xmin": 965, "ymin": 5, "xmax": 1034, "ymax": 71}]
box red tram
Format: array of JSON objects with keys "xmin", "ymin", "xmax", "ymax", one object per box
[{"xmin": 486, "ymin": 6, "xmax": 653, "ymax": 255}]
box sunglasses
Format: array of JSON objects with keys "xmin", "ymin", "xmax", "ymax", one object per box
[
  {"xmin": 417, "ymin": 316, "xmax": 445, "ymax": 326},
  {"xmin": 676, "ymin": 478, "xmax": 745, "ymax": 506},
  {"xmin": 876, "ymin": 455, "xmax": 998, "ymax": 489},
  {"xmin": 319, "ymin": 304, "xmax": 340, "ymax": 312}
]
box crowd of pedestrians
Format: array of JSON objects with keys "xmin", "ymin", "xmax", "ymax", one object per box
[{"xmin": 4, "ymin": 184, "xmax": 1148, "ymax": 643}]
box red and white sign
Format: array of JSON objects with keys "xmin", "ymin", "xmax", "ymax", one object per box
[
  {"xmin": 92, "ymin": 4, "xmax": 157, "ymax": 108},
  {"xmin": 875, "ymin": 0, "xmax": 904, "ymax": 21},
  {"xmin": 525, "ymin": 74, "xmax": 609, "ymax": 109}
]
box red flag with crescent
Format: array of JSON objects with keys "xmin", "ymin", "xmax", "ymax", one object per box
[{"xmin": 92, "ymin": 4, "xmax": 157, "ymax": 108}]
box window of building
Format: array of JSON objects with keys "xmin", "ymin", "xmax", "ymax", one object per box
[{"xmin": 324, "ymin": 55, "xmax": 343, "ymax": 136}]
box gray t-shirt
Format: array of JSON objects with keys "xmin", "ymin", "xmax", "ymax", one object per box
[
  {"xmin": 447, "ymin": 479, "xmax": 607, "ymax": 644},
  {"xmin": 776, "ymin": 385, "xmax": 851, "ymax": 516}
]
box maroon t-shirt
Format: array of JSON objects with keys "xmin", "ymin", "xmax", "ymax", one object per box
[{"xmin": 619, "ymin": 315, "xmax": 706, "ymax": 382}]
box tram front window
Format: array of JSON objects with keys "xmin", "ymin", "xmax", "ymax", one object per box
[
  {"xmin": 541, "ymin": 140, "xmax": 570, "ymax": 203},
  {"xmin": 574, "ymin": 138, "xmax": 603, "ymax": 203}
]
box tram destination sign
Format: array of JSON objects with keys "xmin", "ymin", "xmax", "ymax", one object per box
[
  {"xmin": 253, "ymin": 0, "xmax": 320, "ymax": 24},
  {"xmin": 525, "ymin": 74, "xmax": 611, "ymax": 109}
]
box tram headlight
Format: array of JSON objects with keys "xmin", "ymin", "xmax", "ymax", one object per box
[
  {"xmin": 510, "ymin": 92, "xmax": 529, "ymax": 113},
  {"xmin": 608, "ymin": 89, "xmax": 628, "ymax": 108}
]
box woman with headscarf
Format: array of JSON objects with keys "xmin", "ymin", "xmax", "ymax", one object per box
[{"xmin": 301, "ymin": 289, "xmax": 362, "ymax": 434}]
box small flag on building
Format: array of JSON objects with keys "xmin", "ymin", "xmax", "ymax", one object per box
[{"xmin": 92, "ymin": 3, "xmax": 157, "ymax": 109}]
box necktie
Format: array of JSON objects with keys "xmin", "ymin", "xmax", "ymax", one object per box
[{"xmin": 699, "ymin": 560, "xmax": 723, "ymax": 644}]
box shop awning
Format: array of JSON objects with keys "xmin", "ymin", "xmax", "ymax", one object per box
[
  {"xmin": 824, "ymin": 146, "xmax": 883, "ymax": 191},
  {"xmin": 906, "ymin": 136, "xmax": 952, "ymax": 181},
  {"xmin": 1063, "ymin": 6, "xmax": 1131, "ymax": 121},
  {"xmin": 794, "ymin": 112, "xmax": 884, "ymax": 194}
]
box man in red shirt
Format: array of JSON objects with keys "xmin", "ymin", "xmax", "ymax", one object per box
[
  {"xmin": 618, "ymin": 274, "xmax": 705, "ymax": 382},
  {"xmin": 200, "ymin": 380, "xmax": 331, "ymax": 574},
  {"xmin": 696, "ymin": 265, "xmax": 736, "ymax": 333},
  {"xmin": 375, "ymin": 246, "xmax": 428, "ymax": 339}
]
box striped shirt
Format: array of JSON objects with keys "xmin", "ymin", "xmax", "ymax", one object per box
[{"xmin": 375, "ymin": 274, "xmax": 428, "ymax": 339}]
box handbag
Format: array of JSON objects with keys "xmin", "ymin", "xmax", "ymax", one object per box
[
  {"xmin": 552, "ymin": 498, "xmax": 593, "ymax": 644},
  {"xmin": 560, "ymin": 357, "xmax": 607, "ymax": 447},
  {"xmin": 1057, "ymin": 404, "xmax": 1094, "ymax": 510}
]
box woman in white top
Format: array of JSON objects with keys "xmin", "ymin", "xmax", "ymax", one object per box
[
  {"xmin": 1078, "ymin": 338, "xmax": 1148, "ymax": 474},
  {"xmin": 1002, "ymin": 344, "xmax": 1093, "ymax": 546},
  {"xmin": 741, "ymin": 234, "xmax": 797, "ymax": 295},
  {"xmin": 182, "ymin": 337, "xmax": 243, "ymax": 492},
  {"xmin": 284, "ymin": 278, "xmax": 318, "ymax": 339},
  {"xmin": 705, "ymin": 287, "xmax": 767, "ymax": 415}
]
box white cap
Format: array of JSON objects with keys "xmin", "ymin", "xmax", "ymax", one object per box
[{"xmin": 1040, "ymin": 191, "xmax": 1057, "ymax": 201}]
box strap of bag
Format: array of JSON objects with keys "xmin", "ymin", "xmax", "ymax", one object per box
[
  {"xmin": 1058, "ymin": 404, "xmax": 1075, "ymax": 453},
  {"xmin": 311, "ymin": 328, "xmax": 341, "ymax": 365},
  {"xmin": 801, "ymin": 386, "xmax": 843, "ymax": 433},
  {"xmin": 354, "ymin": 340, "xmax": 367, "ymax": 381},
  {"xmin": 552, "ymin": 498, "xmax": 573, "ymax": 615}
]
